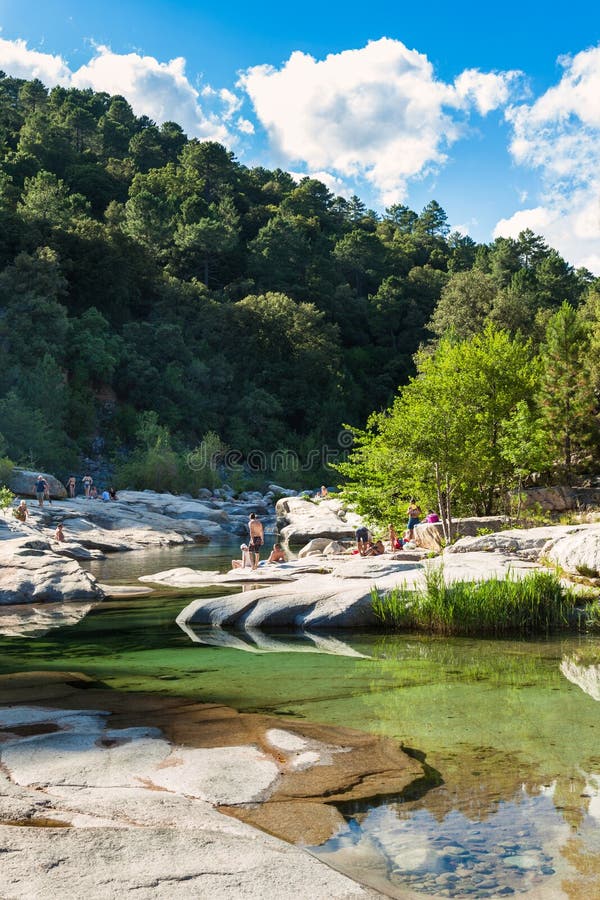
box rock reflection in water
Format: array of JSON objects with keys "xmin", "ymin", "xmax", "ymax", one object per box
[
  {"xmin": 560, "ymin": 652, "xmax": 600, "ymax": 702},
  {"xmin": 0, "ymin": 601, "xmax": 95, "ymax": 639},
  {"xmin": 313, "ymin": 785, "xmax": 570, "ymax": 898},
  {"xmin": 177, "ymin": 622, "xmax": 368, "ymax": 657}
]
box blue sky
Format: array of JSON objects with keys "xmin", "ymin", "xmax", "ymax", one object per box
[{"xmin": 1, "ymin": 0, "xmax": 599, "ymax": 270}]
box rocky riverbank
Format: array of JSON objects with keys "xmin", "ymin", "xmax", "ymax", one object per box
[
  {"xmin": 0, "ymin": 671, "xmax": 423, "ymax": 898},
  {"xmin": 163, "ymin": 523, "xmax": 600, "ymax": 631}
]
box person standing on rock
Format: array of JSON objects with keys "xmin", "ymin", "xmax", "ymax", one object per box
[
  {"xmin": 248, "ymin": 513, "xmax": 264, "ymax": 570},
  {"xmin": 54, "ymin": 523, "xmax": 65, "ymax": 542},
  {"xmin": 67, "ymin": 476, "xmax": 76, "ymax": 498},
  {"xmin": 82, "ymin": 474, "xmax": 93, "ymax": 499},
  {"xmin": 355, "ymin": 525, "xmax": 370, "ymax": 555},
  {"xmin": 35, "ymin": 475, "xmax": 48, "ymax": 508},
  {"xmin": 407, "ymin": 498, "xmax": 422, "ymax": 541}
]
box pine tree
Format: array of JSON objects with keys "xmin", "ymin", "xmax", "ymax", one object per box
[{"xmin": 538, "ymin": 302, "xmax": 597, "ymax": 476}]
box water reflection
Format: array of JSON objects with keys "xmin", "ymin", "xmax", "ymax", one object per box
[
  {"xmin": 178, "ymin": 622, "xmax": 368, "ymax": 657},
  {"xmin": 561, "ymin": 651, "xmax": 600, "ymax": 702},
  {"xmin": 314, "ymin": 786, "xmax": 568, "ymax": 898}
]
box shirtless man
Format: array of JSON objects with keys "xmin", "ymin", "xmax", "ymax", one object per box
[
  {"xmin": 248, "ymin": 513, "xmax": 264, "ymax": 570},
  {"xmin": 267, "ymin": 543, "xmax": 286, "ymax": 563}
]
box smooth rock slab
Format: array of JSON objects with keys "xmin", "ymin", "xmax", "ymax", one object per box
[
  {"xmin": 0, "ymin": 827, "xmax": 375, "ymax": 899},
  {"xmin": 0, "ymin": 536, "xmax": 104, "ymax": 605},
  {"xmin": 545, "ymin": 526, "xmax": 600, "ymax": 576}
]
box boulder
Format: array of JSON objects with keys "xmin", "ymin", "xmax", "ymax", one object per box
[
  {"xmin": 545, "ymin": 526, "xmax": 600, "ymax": 576},
  {"xmin": 298, "ymin": 538, "xmax": 331, "ymax": 558},
  {"xmin": 447, "ymin": 524, "xmax": 581, "ymax": 559},
  {"xmin": 267, "ymin": 483, "xmax": 297, "ymax": 498},
  {"xmin": 414, "ymin": 517, "xmax": 506, "ymax": 551},
  {"xmin": 518, "ymin": 485, "xmax": 578, "ymax": 512},
  {"xmin": 9, "ymin": 468, "xmax": 67, "ymax": 500},
  {"xmin": 0, "ymin": 536, "xmax": 104, "ymax": 605},
  {"xmin": 323, "ymin": 540, "xmax": 350, "ymax": 556},
  {"xmin": 276, "ymin": 497, "xmax": 363, "ymax": 545},
  {"xmin": 414, "ymin": 522, "xmax": 444, "ymax": 550}
]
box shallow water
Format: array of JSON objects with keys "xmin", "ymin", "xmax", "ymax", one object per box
[{"xmin": 2, "ymin": 545, "xmax": 600, "ymax": 898}]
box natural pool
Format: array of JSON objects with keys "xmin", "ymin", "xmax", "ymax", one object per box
[{"xmin": 2, "ymin": 544, "xmax": 600, "ymax": 899}]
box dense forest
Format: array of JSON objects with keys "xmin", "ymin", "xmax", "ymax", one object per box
[{"xmin": 0, "ymin": 73, "xmax": 598, "ymax": 493}]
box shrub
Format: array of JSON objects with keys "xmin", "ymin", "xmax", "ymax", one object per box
[{"xmin": 371, "ymin": 565, "xmax": 575, "ymax": 637}]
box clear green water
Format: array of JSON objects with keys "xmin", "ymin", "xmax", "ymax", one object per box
[{"xmin": 2, "ymin": 545, "xmax": 600, "ymax": 898}]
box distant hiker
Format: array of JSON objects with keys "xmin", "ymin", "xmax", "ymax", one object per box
[
  {"xmin": 232, "ymin": 543, "xmax": 253, "ymax": 570},
  {"xmin": 267, "ymin": 543, "xmax": 286, "ymax": 563},
  {"xmin": 35, "ymin": 475, "xmax": 48, "ymax": 508},
  {"xmin": 407, "ymin": 498, "xmax": 422, "ymax": 540},
  {"xmin": 248, "ymin": 512, "xmax": 264, "ymax": 570},
  {"xmin": 54, "ymin": 523, "xmax": 65, "ymax": 542},
  {"xmin": 108, "ymin": 487, "xmax": 117, "ymax": 501},
  {"xmin": 82, "ymin": 474, "xmax": 93, "ymax": 498},
  {"xmin": 67, "ymin": 476, "xmax": 76, "ymax": 498},
  {"xmin": 13, "ymin": 500, "xmax": 28, "ymax": 523}
]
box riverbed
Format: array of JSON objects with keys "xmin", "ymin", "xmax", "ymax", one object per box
[{"xmin": 2, "ymin": 543, "xmax": 600, "ymax": 898}]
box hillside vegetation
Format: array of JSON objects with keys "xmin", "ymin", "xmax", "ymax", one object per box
[{"xmin": 0, "ymin": 73, "xmax": 598, "ymax": 492}]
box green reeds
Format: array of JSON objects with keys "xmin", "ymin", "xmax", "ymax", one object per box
[{"xmin": 371, "ymin": 565, "xmax": 575, "ymax": 637}]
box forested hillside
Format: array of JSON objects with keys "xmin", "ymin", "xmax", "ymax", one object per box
[{"xmin": 0, "ymin": 73, "xmax": 598, "ymax": 486}]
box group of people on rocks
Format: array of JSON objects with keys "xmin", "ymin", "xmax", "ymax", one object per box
[
  {"xmin": 12, "ymin": 473, "xmax": 119, "ymax": 544},
  {"xmin": 231, "ymin": 512, "xmax": 286, "ymax": 570},
  {"xmin": 67, "ymin": 474, "xmax": 118, "ymax": 502},
  {"xmin": 355, "ymin": 499, "xmax": 440, "ymax": 556}
]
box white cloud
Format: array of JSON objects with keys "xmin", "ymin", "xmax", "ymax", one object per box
[
  {"xmin": 239, "ymin": 38, "xmax": 517, "ymax": 204},
  {"xmin": 0, "ymin": 36, "xmax": 71, "ymax": 84},
  {"xmin": 0, "ymin": 38, "xmax": 240, "ymax": 143},
  {"xmin": 495, "ymin": 45, "xmax": 600, "ymax": 273}
]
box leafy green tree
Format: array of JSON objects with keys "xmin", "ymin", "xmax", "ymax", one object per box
[
  {"xmin": 337, "ymin": 326, "xmax": 538, "ymax": 535},
  {"xmin": 429, "ymin": 270, "xmax": 497, "ymax": 338}
]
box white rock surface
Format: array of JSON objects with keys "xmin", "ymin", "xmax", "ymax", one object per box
[
  {"xmin": 276, "ymin": 497, "xmax": 363, "ymax": 544},
  {"xmin": 0, "ymin": 704, "xmax": 375, "ymax": 899},
  {"xmin": 545, "ymin": 526, "xmax": 600, "ymax": 576},
  {"xmin": 177, "ymin": 552, "xmax": 543, "ymax": 631},
  {"xmin": 447, "ymin": 524, "xmax": 582, "ymax": 558},
  {"xmin": 0, "ymin": 534, "xmax": 104, "ymax": 606}
]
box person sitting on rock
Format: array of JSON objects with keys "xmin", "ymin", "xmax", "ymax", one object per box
[
  {"xmin": 54, "ymin": 523, "xmax": 65, "ymax": 542},
  {"xmin": 364, "ymin": 539, "xmax": 385, "ymax": 556},
  {"xmin": 89, "ymin": 486, "xmax": 98, "ymax": 500},
  {"xmin": 425, "ymin": 509, "xmax": 440, "ymax": 523},
  {"xmin": 108, "ymin": 487, "xmax": 117, "ymax": 500},
  {"xmin": 13, "ymin": 500, "xmax": 28, "ymax": 523},
  {"xmin": 267, "ymin": 543, "xmax": 286, "ymax": 563},
  {"xmin": 101, "ymin": 489, "xmax": 110, "ymax": 502},
  {"xmin": 232, "ymin": 543, "xmax": 253, "ymax": 569}
]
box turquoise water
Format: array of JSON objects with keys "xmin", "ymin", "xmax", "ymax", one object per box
[{"xmin": 2, "ymin": 545, "xmax": 600, "ymax": 898}]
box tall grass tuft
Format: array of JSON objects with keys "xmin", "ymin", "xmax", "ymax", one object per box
[{"xmin": 371, "ymin": 566, "xmax": 576, "ymax": 637}]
